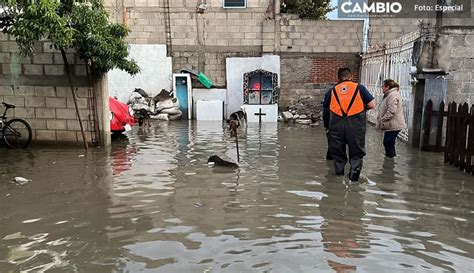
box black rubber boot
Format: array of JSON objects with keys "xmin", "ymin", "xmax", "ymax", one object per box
[{"xmin": 349, "ymin": 171, "xmax": 360, "ymax": 182}]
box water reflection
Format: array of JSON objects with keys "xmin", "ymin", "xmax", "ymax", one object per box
[
  {"xmin": 0, "ymin": 147, "xmax": 121, "ymax": 272},
  {"xmin": 320, "ymin": 181, "xmax": 368, "ymax": 272},
  {"xmin": 1, "ymin": 122, "xmax": 473, "ymax": 272}
]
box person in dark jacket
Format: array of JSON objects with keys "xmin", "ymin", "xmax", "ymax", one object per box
[
  {"xmin": 323, "ymin": 68, "xmax": 376, "ymax": 181},
  {"xmin": 323, "ymin": 89, "xmax": 334, "ymax": 160}
]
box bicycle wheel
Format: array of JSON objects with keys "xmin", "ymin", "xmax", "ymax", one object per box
[{"xmin": 3, "ymin": 118, "xmax": 32, "ymax": 148}]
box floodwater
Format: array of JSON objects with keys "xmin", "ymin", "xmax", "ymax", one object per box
[{"xmin": 0, "ymin": 122, "xmax": 473, "ymax": 273}]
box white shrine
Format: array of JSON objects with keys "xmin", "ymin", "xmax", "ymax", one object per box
[{"xmin": 226, "ymin": 55, "xmax": 280, "ymax": 122}]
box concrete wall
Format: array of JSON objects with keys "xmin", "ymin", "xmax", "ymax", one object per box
[
  {"xmin": 104, "ymin": 0, "xmax": 365, "ymax": 109},
  {"xmin": 105, "ymin": 0, "xmax": 271, "ymax": 87},
  {"xmin": 260, "ymin": 17, "xmax": 364, "ymax": 109},
  {"xmin": 263, "ymin": 15, "xmax": 364, "ymax": 54},
  {"xmin": 108, "ymin": 44, "xmax": 172, "ymax": 102},
  {"xmin": 0, "ymin": 33, "xmax": 108, "ymax": 145},
  {"xmin": 436, "ymin": 27, "xmax": 474, "ymax": 104},
  {"xmin": 368, "ymin": 18, "xmax": 422, "ymax": 47}
]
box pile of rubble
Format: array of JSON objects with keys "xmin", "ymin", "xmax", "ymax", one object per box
[
  {"xmin": 280, "ymin": 99, "xmax": 323, "ymax": 125},
  {"xmin": 128, "ymin": 88, "xmax": 182, "ymax": 121}
]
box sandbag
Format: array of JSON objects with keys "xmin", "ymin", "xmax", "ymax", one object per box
[
  {"xmin": 161, "ymin": 106, "xmax": 181, "ymax": 115},
  {"xmin": 153, "ymin": 113, "xmax": 169, "ymax": 121},
  {"xmin": 156, "ymin": 98, "xmax": 179, "ymax": 111},
  {"xmin": 168, "ymin": 112, "xmax": 183, "ymax": 120},
  {"xmin": 128, "ymin": 92, "xmax": 152, "ymax": 112}
]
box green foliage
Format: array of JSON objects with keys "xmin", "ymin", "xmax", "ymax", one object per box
[
  {"xmin": 1, "ymin": 0, "xmax": 139, "ymax": 78},
  {"xmin": 281, "ymin": 0, "xmax": 334, "ymax": 19}
]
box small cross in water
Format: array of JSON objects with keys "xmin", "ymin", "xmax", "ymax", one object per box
[{"xmin": 254, "ymin": 108, "xmax": 266, "ymax": 126}]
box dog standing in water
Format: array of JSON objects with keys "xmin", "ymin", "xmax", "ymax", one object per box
[
  {"xmin": 227, "ymin": 108, "xmax": 247, "ymax": 137},
  {"xmin": 136, "ymin": 109, "xmax": 151, "ymax": 127}
]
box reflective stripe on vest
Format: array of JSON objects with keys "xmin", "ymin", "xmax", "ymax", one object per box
[{"xmin": 329, "ymin": 81, "xmax": 365, "ymax": 117}]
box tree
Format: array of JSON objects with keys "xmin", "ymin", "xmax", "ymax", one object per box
[
  {"xmin": 281, "ymin": 0, "xmax": 334, "ymax": 19},
  {"xmin": 1, "ymin": 0, "xmax": 140, "ymax": 148},
  {"xmin": 1, "ymin": 0, "xmax": 140, "ymax": 78}
]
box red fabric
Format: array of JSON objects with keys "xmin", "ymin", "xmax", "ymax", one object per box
[{"xmin": 109, "ymin": 97, "xmax": 136, "ymax": 132}]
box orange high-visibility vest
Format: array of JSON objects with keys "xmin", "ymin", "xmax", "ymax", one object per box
[{"xmin": 329, "ymin": 81, "xmax": 365, "ymax": 117}]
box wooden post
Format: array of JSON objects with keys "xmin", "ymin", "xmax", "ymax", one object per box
[
  {"xmin": 61, "ymin": 49, "xmax": 88, "ymax": 150},
  {"xmin": 458, "ymin": 103, "xmax": 469, "ymax": 171},
  {"xmin": 466, "ymin": 105, "xmax": 474, "ymax": 174},
  {"xmin": 449, "ymin": 102, "xmax": 457, "ymax": 165},
  {"xmin": 435, "ymin": 101, "xmax": 445, "ymax": 152},
  {"xmin": 235, "ymin": 131, "xmax": 240, "ymax": 163},
  {"xmin": 422, "ymin": 100, "xmax": 433, "ymax": 151},
  {"xmin": 444, "ymin": 102, "xmax": 451, "ymax": 163},
  {"xmin": 454, "ymin": 104, "xmax": 463, "ymax": 167}
]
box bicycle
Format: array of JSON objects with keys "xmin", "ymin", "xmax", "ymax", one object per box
[{"xmin": 0, "ymin": 102, "xmax": 32, "ymax": 148}]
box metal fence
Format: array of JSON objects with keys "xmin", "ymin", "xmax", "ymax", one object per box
[{"xmin": 360, "ymin": 32, "xmax": 420, "ymax": 142}]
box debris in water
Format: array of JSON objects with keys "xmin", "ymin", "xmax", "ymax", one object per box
[
  {"xmin": 194, "ymin": 202, "xmax": 205, "ymax": 208},
  {"xmin": 207, "ymin": 155, "xmax": 238, "ymax": 168},
  {"xmin": 13, "ymin": 177, "xmax": 29, "ymax": 185}
]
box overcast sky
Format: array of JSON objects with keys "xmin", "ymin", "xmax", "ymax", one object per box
[{"xmin": 327, "ymin": 0, "xmax": 338, "ymax": 19}]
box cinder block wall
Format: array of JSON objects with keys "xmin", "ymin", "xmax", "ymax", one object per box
[
  {"xmin": 105, "ymin": 0, "xmax": 364, "ymax": 108},
  {"xmin": 106, "ymin": 0, "xmax": 270, "ymax": 87},
  {"xmin": 368, "ymin": 18, "xmax": 421, "ymax": 47},
  {"xmin": 263, "ymin": 15, "xmax": 363, "ymax": 53},
  {"xmin": 0, "ymin": 32, "xmax": 96, "ymax": 144},
  {"xmin": 261, "ymin": 16, "xmax": 363, "ymax": 109},
  {"xmin": 437, "ymin": 28, "xmax": 474, "ymax": 104}
]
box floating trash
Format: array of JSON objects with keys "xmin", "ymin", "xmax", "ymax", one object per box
[
  {"xmin": 194, "ymin": 202, "xmax": 205, "ymax": 208},
  {"xmin": 13, "ymin": 177, "xmax": 29, "ymax": 185}
]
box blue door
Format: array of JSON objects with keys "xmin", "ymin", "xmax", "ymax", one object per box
[{"xmin": 176, "ymin": 77, "xmax": 189, "ymax": 119}]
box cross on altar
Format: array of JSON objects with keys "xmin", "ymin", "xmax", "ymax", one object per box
[{"xmin": 254, "ymin": 108, "xmax": 266, "ymax": 126}]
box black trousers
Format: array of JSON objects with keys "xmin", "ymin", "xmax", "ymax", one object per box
[
  {"xmin": 383, "ymin": 130, "xmax": 400, "ymax": 158},
  {"xmin": 328, "ymin": 112, "xmax": 366, "ymax": 181}
]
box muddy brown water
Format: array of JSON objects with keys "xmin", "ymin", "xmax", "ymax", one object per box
[{"xmin": 1, "ymin": 122, "xmax": 473, "ymax": 272}]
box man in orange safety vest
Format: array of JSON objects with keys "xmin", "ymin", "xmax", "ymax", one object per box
[{"xmin": 323, "ymin": 68, "xmax": 376, "ymax": 182}]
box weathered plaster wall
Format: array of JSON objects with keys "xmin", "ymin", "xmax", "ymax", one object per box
[
  {"xmin": 108, "ymin": 44, "xmax": 172, "ymax": 102},
  {"xmin": 436, "ymin": 27, "xmax": 474, "ymax": 104}
]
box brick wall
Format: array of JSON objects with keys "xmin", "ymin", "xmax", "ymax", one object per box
[
  {"xmin": 280, "ymin": 54, "xmax": 361, "ymax": 109},
  {"xmin": 0, "ymin": 32, "xmax": 98, "ymax": 144},
  {"xmin": 308, "ymin": 57, "xmax": 359, "ymax": 84}
]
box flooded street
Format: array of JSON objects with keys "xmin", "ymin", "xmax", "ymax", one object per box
[{"xmin": 1, "ymin": 122, "xmax": 473, "ymax": 272}]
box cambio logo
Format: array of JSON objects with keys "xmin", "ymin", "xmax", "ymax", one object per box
[{"xmin": 340, "ymin": 1, "xmax": 403, "ymax": 14}]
